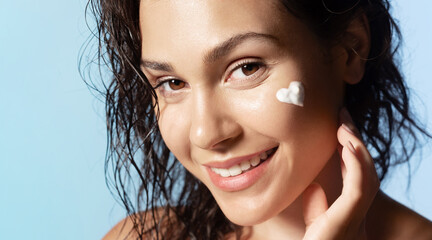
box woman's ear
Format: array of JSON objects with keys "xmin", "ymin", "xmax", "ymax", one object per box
[{"xmin": 341, "ymin": 14, "xmax": 371, "ymax": 85}]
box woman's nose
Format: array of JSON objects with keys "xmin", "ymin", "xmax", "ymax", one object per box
[{"xmin": 189, "ymin": 92, "xmax": 242, "ymax": 150}]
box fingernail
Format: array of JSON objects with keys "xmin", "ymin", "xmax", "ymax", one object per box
[
  {"xmin": 342, "ymin": 123, "xmax": 355, "ymax": 135},
  {"xmin": 347, "ymin": 140, "xmax": 356, "ymax": 154},
  {"xmin": 340, "ymin": 107, "xmax": 359, "ymax": 136}
]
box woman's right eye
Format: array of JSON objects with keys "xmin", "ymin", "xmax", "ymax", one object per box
[{"xmin": 154, "ymin": 79, "xmax": 187, "ymax": 97}]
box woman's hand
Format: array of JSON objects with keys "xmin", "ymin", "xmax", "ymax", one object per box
[{"xmin": 302, "ymin": 108, "xmax": 380, "ymax": 240}]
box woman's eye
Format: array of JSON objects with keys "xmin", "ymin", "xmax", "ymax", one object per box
[
  {"xmin": 166, "ymin": 79, "xmax": 185, "ymax": 90},
  {"xmin": 154, "ymin": 79, "xmax": 187, "ymax": 98},
  {"xmin": 241, "ymin": 64, "xmax": 260, "ymax": 76},
  {"xmin": 156, "ymin": 79, "xmax": 186, "ymax": 91},
  {"xmin": 230, "ymin": 63, "xmax": 263, "ymax": 80}
]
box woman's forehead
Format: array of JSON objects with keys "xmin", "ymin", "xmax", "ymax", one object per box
[
  {"xmin": 138, "ymin": 0, "xmax": 305, "ymax": 59},
  {"xmin": 139, "ymin": 0, "xmax": 282, "ymax": 34}
]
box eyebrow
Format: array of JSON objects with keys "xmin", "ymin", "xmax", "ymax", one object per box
[
  {"xmin": 140, "ymin": 32, "xmax": 278, "ymax": 72},
  {"xmin": 140, "ymin": 60, "xmax": 174, "ymax": 72},
  {"xmin": 204, "ymin": 32, "xmax": 278, "ymax": 63}
]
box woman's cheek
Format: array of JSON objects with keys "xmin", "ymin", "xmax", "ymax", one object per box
[
  {"xmin": 233, "ymin": 72, "xmax": 338, "ymax": 162},
  {"xmin": 158, "ymin": 105, "xmax": 192, "ymax": 164},
  {"xmin": 227, "ymin": 71, "xmax": 306, "ymax": 141}
]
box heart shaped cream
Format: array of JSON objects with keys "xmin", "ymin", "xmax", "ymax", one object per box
[{"xmin": 276, "ymin": 81, "xmax": 305, "ymax": 107}]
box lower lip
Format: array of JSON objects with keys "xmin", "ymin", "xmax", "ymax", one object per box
[{"xmin": 206, "ymin": 150, "xmax": 276, "ymax": 192}]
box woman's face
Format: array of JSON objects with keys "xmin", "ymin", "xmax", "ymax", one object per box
[{"xmin": 140, "ymin": 0, "xmax": 345, "ymax": 226}]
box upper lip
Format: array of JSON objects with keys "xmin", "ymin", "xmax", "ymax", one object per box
[{"xmin": 202, "ymin": 146, "xmax": 277, "ymax": 169}]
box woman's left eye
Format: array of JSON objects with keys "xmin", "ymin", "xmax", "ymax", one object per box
[{"xmin": 228, "ymin": 62, "xmax": 265, "ymax": 82}]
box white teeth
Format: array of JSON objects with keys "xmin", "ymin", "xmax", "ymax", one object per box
[
  {"xmin": 219, "ymin": 168, "xmax": 231, "ymax": 177},
  {"xmin": 210, "ymin": 147, "xmax": 277, "ymax": 177},
  {"xmin": 250, "ymin": 156, "xmax": 260, "ymax": 167},
  {"xmin": 228, "ymin": 165, "xmax": 242, "ymax": 176},
  {"xmin": 240, "ymin": 161, "xmax": 251, "ymax": 171}
]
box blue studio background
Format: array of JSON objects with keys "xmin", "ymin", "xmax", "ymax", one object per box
[{"xmin": 1, "ymin": 1, "xmax": 431, "ymax": 239}]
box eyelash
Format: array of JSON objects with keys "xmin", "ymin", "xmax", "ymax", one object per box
[
  {"xmin": 230, "ymin": 59, "xmax": 263, "ymax": 71},
  {"xmin": 225, "ymin": 59, "xmax": 266, "ymax": 86},
  {"xmin": 153, "ymin": 79, "xmax": 174, "ymax": 89}
]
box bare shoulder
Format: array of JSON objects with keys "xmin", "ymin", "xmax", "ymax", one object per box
[
  {"xmin": 102, "ymin": 207, "xmax": 177, "ymax": 240},
  {"xmin": 367, "ymin": 191, "xmax": 432, "ymax": 240},
  {"xmin": 396, "ymin": 204, "xmax": 432, "ymax": 240},
  {"xmin": 102, "ymin": 215, "xmax": 137, "ymax": 240}
]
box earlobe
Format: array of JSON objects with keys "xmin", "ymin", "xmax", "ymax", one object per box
[{"xmin": 342, "ymin": 14, "xmax": 371, "ymax": 85}]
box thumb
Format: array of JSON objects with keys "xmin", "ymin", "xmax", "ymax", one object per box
[{"xmin": 302, "ymin": 183, "xmax": 329, "ymax": 227}]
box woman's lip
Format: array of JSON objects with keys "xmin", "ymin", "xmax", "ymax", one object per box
[
  {"xmin": 203, "ymin": 146, "xmax": 277, "ymax": 169},
  {"xmin": 205, "ymin": 148, "xmax": 277, "ymax": 192}
]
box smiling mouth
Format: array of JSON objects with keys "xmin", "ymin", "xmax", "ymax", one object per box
[{"xmin": 210, "ymin": 147, "xmax": 278, "ymax": 177}]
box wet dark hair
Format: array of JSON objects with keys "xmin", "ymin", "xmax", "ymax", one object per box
[{"xmin": 82, "ymin": 0, "xmax": 430, "ymax": 239}]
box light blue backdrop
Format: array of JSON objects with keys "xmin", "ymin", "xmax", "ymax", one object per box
[{"xmin": 0, "ymin": 1, "xmax": 431, "ymax": 239}]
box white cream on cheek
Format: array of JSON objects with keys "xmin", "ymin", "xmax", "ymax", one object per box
[{"xmin": 276, "ymin": 81, "xmax": 305, "ymax": 107}]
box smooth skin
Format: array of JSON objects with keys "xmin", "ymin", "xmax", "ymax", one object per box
[
  {"xmin": 103, "ymin": 111, "xmax": 432, "ymax": 240},
  {"xmin": 103, "ymin": 0, "xmax": 432, "ymax": 239}
]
